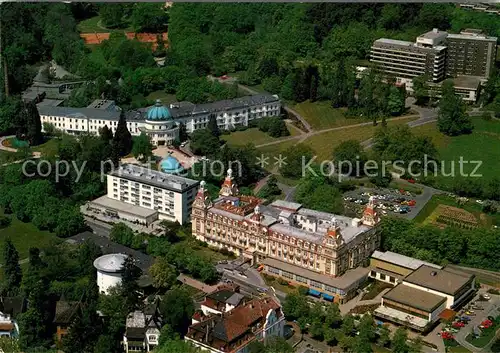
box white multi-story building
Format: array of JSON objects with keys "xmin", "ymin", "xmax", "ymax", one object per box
[
  {"xmin": 83, "ymin": 164, "xmax": 199, "ymax": 226},
  {"xmin": 38, "ymin": 94, "xmax": 281, "ymax": 146}
]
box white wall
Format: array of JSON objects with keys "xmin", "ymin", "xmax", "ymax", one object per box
[{"xmin": 97, "ymin": 271, "xmax": 122, "ymax": 295}]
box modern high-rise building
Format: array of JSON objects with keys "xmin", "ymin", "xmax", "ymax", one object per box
[
  {"xmin": 370, "ymin": 28, "xmax": 498, "ymax": 94},
  {"xmin": 370, "ymin": 29, "xmax": 448, "ymax": 86},
  {"xmin": 445, "ymin": 29, "xmax": 498, "ymax": 78}
]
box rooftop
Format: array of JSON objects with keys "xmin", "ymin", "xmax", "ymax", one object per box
[
  {"xmin": 383, "ymin": 283, "xmax": 446, "ymax": 312},
  {"xmin": 89, "ymin": 195, "xmax": 158, "ymax": 218},
  {"xmin": 93, "ymin": 253, "xmax": 127, "ymax": 273},
  {"xmin": 110, "ymin": 164, "xmax": 199, "ymax": 193},
  {"xmin": 263, "ymin": 257, "xmax": 369, "ymax": 293},
  {"xmin": 447, "ymin": 30, "xmax": 497, "ymax": 42},
  {"xmin": 450, "ymin": 76, "xmax": 483, "ymax": 90},
  {"xmin": 53, "ymin": 301, "xmax": 81, "ymax": 324},
  {"xmin": 403, "ymin": 265, "xmax": 474, "ymax": 296},
  {"xmin": 418, "ymin": 28, "xmax": 448, "ymax": 40},
  {"xmin": 37, "ymin": 105, "xmax": 121, "ymax": 121},
  {"xmin": 371, "ymin": 251, "xmax": 442, "ymax": 271}
]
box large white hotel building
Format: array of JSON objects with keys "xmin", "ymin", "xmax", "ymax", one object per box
[
  {"xmin": 83, "ymin": 164, "xmax": 199, "ymax": 226},
  {"xmin": 38, "ymin": 94, "xmax": 281, "ymax": 146}
]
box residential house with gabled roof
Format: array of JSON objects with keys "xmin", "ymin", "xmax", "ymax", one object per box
[
  {"xmin": 53, "ymin": 301, "xmax": 82, "ymax": 344},
  {"xmin": 123, "ymin": 301, "xmax": 163, "ymax": 353},
  {"xmin": 185, "ymin": 297, "xmax": 285, "ymax": 353}
]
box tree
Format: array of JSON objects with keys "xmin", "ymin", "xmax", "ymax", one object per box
[
  {"xmin": 282, "ymin": 292, "xmax": 310, "ymax": 322},
  {"xmin": 2, "ymin": 239, "xmax": 22, "ymax": 294},
  {"xmin": 207, "ymin": 114, "xmax": 220, "ymax": 138},
  {"xmin": 377, "ymin": 325, "xmax": 391, "ymax": 347},
  {"xmin": 77, "ymin": 240, "xmax": 103, "ymax": 278},
  {"xmin": 0, "ymin": 337, "xmax": 20, "ymax": 353},
  {"xmin": 131, "ymin": 3, "xmax": 168, "ymax": 33},
  {"xmin": 295, "ymin": 173, "xmax": 344, "ymax": 214},
  {"xmin": 62, "ymin": 304, "xmax": 102, "ymax": 353},
  {"xmin": 100, "ymin": 4, "xmax": 127, "ymax": 29},
  {"xmin": 438, "ymin": 80, "xmax": 473, "ymax": 136},
  {"xmin": 178, "ymin": 122, "xmax": 188, "ymax": 142},
  {"xmin": 156, "ymin": 339, "xmax": 201, "ymax": 353},
  {"xmin": 333, "ymin": 140, "xmax": 367, "ymax": 176},
  {"xmin": 412, "ymin": 75, "xmax": 429, "ymax": 106},
  {"xmin": 324, "ymin": 303, "xmax": 342, "ymax": 328},
  {"xmin": 149, "ymin": 257, "xmax": 178, "ymax": 290},
  {"xmin": 160, "ymin": 287, "xmax": 195, "ymax": 336},
  {"xmin": 280, "ymin": 144, "xmax": 315, "ymax": 179},
  {"xmin": 112, "ymin": 110, "xmax": 133, "ymax": 157},
  {"xmin": 132, "ymin": 132, "xmax": 154, "ymax": 162},
  {"xmin": 190, "ymin": 129, "xmax": 220, "ymax": 157},
  {"xmin": 99, "ymin": 125, "xmax": 114, "ymax": 143},
  {"xmin": 387, "ymin": 86, "xmax": 405, "ymax": 116},
  {"xmin": 392, "ymin": 327, "xmax": 409, "ymax": 353},
  {"xmin": 17, "ymin": 101, "xmax": 42, "ymax": 145},
  {"xmin": 121, "ymin": 255, "xmax": 142, "ymax": 311}
]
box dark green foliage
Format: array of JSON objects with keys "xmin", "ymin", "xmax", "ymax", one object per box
[
  {"xmin": 381, "ymin": 217, "xmax": 500, "ymax": 271},
  {"xmin": 131, "ymin": 3, "xmax": 168, "ymax": 33},
  {"xmin": 178, "ymin": 122, "xmax": 188, "ymax": 142},
  {"xmin": 295, "ymin": 173, "xmax": 344, "ymax": 214},
  {"xmin": 257, "ymin": 117, "xmax": 289, "ymax": 138},
  {"xmin": 2, "ymin": 239, "xmax": 22, "ymax": 294},
  {"xmin": 0, "ymin": 215, "xmax": 11, "ymax": 229},
  {"xmin": 121, "ymin": 255, "xmax": 142, "ymax": 311},
  {"xmin": 438, "ymin": 80, "xmax": 474, "ymax": 136},
  {"xmin": 99, "ymin": 4, "xmax": 129, "ymax": 29},
  {"xmin": 190, "ymin": 129, "xmax": 220, "ymax": 157},
  {"xmin": 15, "ymin": 101, "xmax": 42, "ymax": 145},
  {"xmin": 257, "ymin": 175, "xmax": 281, "ymax": 201},
  {"xmin": 132, "ymin": 132, "xmax": 153, "ymax": 162},
  {"xmin": 207, "ymin": 114, "xmax": 220, "ymax": 138},
  {"xmin": 160, "ymin": 287, "xmax": 195, "ymax": 336},
  {"xmin": 99, "ymin": 125, "xmax": 114, "ymax": 143},
  {"xmin": 280, "ymin": 144, "xmax": 315, "ymax": 179},
  {"xmin": 333, "ymin": 140, "xmax": 367, "ymax": 176},
  {"xmin": 112, "ymin": 111, "xmax": 133, "ymax": 157}
]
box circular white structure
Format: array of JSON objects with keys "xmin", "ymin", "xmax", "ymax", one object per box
[{"xmin": 93, "ymin": 253, "xmax": 127, "ymax": 295}]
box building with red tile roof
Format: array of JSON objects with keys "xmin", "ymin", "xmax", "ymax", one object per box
[{"xmin": 185, "ymin": 297, "xmax": 284, "ymax": 353}]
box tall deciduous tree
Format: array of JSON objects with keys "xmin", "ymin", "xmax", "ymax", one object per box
[
  {"xmin": 132, "ymin": 132, "xmax": 153, "ymax": 162},
  {"xmin": 160, "ymin": 287, "xmax": 195, "ymax": 336},
  {"xmin": 2, "ymin": 239, "xmax": 22, "ymax": 294},
  {"xmin": 178, "ymin": 122, "xmax": 188, "ymax": 142},
  {"xmin": 121, "ymin": 255, "xmax": 142, "ymax": 311},
  {"xmin": 412, "ymin": 75, "xmax": 429, "ymax": 106},
  {"xmin": 438, "ymin": 80, "xmax": 473, "ymax": 136},
  {"xmin": 149, "ymin": 257, "xmax": 178, "ymax": 289}
]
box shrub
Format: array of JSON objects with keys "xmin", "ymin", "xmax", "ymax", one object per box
[
  {"xmin": 277, "ymin": 278, "xmax": 289, "ymax": 286},
  {"xmin": 0, "ymin": 215, "xmax": 11, "ymax": 229},
  {"xmin": 487, "ymin": 288, "xmax": 500, "ymax": 295},
  {"xmin": 298, "ymin": 286, "xmax": 309, "ymax": 296}
]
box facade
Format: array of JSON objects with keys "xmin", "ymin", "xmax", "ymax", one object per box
[
  {"xmin": 191, "ymin": 171, "xmax": 381, "ymax": 303},
  {"xmin": 446, "ymin": 29, "xmax": 497, "ymax": 78},
  {"xmin": 123, "ymin": 303, "xmax": 163, "ymax": 353},
  {"xmin": 84, "ymin": 164, "xmax": 199, "ymax": 226},
  {"xmin": 39, "ymin": 94, "xmax": 281, "ymax": 146},
  {"xmin": 370, "ymin": 29, "xmax": 448, "ymax": 84},
  {"xmin": 369, "ymin": 250, "xmax": 442, "ymax": 285},
  {"xmin": 0, "ymin": 297, "xmax": 25, "ymax": 339},
  {"xmin": 374, "ymin": 265, "xmax": 475, "ymax": 332},
  {"xmin": 93, "ymin": 253, "xmax": 127, "ymax": 295},
  {"xmin": 370, "ymin": 28, "xmax": 498, "ymax": 100},
  {"xmin": 185, "ymin": 297, "xmax": 284, "ymax": 353}
]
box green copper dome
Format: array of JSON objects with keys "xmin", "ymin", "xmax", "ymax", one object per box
[{"xmin": 147, "ymin": 99, "xmax": 172, "ymax": 121}]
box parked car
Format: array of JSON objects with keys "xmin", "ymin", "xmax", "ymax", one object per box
[
  {"xmin": 453, "ymin": 321, "xmax": 465, "ymax": 328},
  {"xmin": 482, "ymin": 294, "xmax": 491, "ymax": 300}
]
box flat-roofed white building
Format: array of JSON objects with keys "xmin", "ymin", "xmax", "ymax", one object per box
[
  {"xmin": 369, "ymin": 250, "xmax": 442, "ymax": 285},
  {"xmin": 84, "ymin": 164, "xmax": 199, "ymax": 226}
]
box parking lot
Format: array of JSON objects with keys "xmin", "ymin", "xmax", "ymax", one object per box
[{"xmin": 343, "ymin": 187, "xmax": 420, "ymax": 218}]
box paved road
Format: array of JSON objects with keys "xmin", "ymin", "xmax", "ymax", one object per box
[{"xmin": 454, "ymin": 291, "xmax": 500, "ymax": 352}]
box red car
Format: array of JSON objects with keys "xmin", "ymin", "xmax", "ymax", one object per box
[
  {"xmin": 408, "ymin": 179, "xmax": 416, "ymax": 184},
  {"xmin": 452, "ymin": 322, "xmax": 465, "ymax": 328},
  {"xmin": 441, "ymin": 332, "xmax": 454, "ymax": 340}
]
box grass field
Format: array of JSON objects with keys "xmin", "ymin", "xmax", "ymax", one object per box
[
  {"xmin": 301, "ymin": 116, "xmax": 416, "ymax": 161},
  {"xmin": 293, "ymin": 100, "xmax": 351, "ymax": 130},
  {"xmin": 145, "ymin": 91, "xmax": 178, "ymax": 105},
  {"xmin": 77, "ymin": 16, "xmax": 133, "ymax": 33},
  {"xmin": 222, "ymin": 125, "xmax": 299, "ymax": 147},
  {"xmin": 412, "ymin": 119, "xmax": 500, "ymax": 182},
  {"xmin": 256, "ymin": 139, "xmax": 297, "ymax": 171},
  {"xmin": 0, "ymin": 210, "xmax": 60, "ymax": 263},
  {"xmin": 31, "ymin": 138, "xmax": 60, "ymax": 157}
]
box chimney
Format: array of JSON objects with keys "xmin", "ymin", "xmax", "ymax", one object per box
[{"xmin": 433, "ymin": 28, "xmax": 438, "ymax": 33}]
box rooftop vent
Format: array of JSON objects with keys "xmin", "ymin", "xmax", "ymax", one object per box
[{"xmin": 430, "ymin": 271, "xmax": 438, "ymax": 276}]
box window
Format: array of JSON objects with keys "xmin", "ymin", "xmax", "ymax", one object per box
[{"xmin": 380, "ymin": 273, "xmax": 386, "ymax": 281}]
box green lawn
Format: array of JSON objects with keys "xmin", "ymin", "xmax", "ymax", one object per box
[
  {"xmin": 412, "ymin": 119, "xmax": 500, "ymax": 182},
  {"xmin": 77, "ymin": 16, "xmax": 133, "ymax": 33},
  {"xmin": 31, "ymin": 138, "xmax": 60, "ymax": 157},
  {"xmin": 256, "ymin": 139, "xmax": 297, "ymax": 172},
  {"xmin": 145, "ymin": 91, "xmax": 178, "ymax": 105},
  {"xmin": 0, "ymin": 210, "xmax": 60, "ymax": 263},
  {"xmin": 293, "ymin": 100, "xmax": 351, "ymax": 130},
  {"xmin": 222, "ymin": 128, "xmax": 297, "ymax": 147}
]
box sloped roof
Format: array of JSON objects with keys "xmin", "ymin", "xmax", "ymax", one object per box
[{"xmin": 53, "ymin": 301, "xmax": 81, "ymax": 324}]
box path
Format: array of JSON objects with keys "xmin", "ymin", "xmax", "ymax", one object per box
[{"xmin": 339, "ymin": 287, "xmax": 392, "ymax": 315}]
